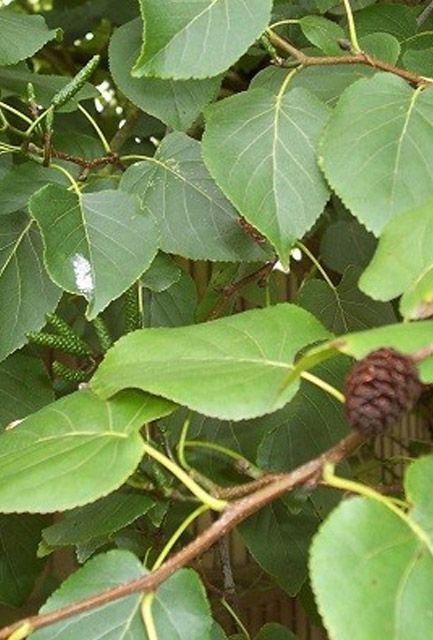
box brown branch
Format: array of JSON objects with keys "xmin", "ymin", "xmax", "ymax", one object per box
[
  {"xmin": 207, "ymin": 260, "xmax": 276, "ymax": 320},
  {"xmin": 267, "ymin": 30, "xmax": 433, "ymax": 87},
  {"xmin": 0, "ymin": 431, "xmax": 365, "ymax": 640},
  {"xmin": 50, "ymin": 149, "xmax": 120, "ymax": 170}
]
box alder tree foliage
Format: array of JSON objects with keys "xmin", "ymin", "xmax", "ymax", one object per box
[{"xmin": 2, "ymin": 0, "xmax": 433, "ymax": 638}]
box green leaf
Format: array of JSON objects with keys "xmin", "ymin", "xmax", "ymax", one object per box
[
  {"xmin": 0, "ymin": 65, "xmax": 97, "ymax": 112},
  {"xmin": 0, "ymin": 390, "xmax": 174, "ymax": 513},
  {"xmin": 91, "ymin": 304, "xmax": 330, "ymax": 421},
  {"xmin": 132, "ymin": 0, "xmax": 273, "ymax": 79},
  {"xmin": 203, "ymin": 88, "xmax": 330, "ymax": 266},
  {"xmin": 0, "ymin": 162, "xmax": 66, "ymax": 216},
  {"xmin": 148, "ymin": 568, "xmax": 212, "ymax": 640},
  {"xmin": 299, "ymin": 16, "xmax": 345, "ymax": 55},
  {"xmin": 44, "ymin": 0, "xmax": 137, "ymax": 43},
  {"xmin": 301, "ymin": 321, "xmax": 433, "ymax": 384},
  {"xmin": 310, "ymin": 475, "xmax": 433, "ymax": 640},
  {"xmin": 0, "ymin": 155, "xmax": 11, "ymax": 180},
  {"xmin": 41, "ymin": 492, "xmax": 154, "ymax": 548},
  {"xmin": 109, "ymin": 18, "xmax": 220, "ymax": 130},
  {"xmin": 0, "ymin": 514, "xmax": 48, "ymax": 607},
  {"xmin": 358, "ymin": 32, "xmax": 400, "ymax": 64},
  {"xmin": 240, "ymin": 489, "xmax": 338, "ymax": 596},
  {"xmin": 319, "ymin": 73, "xmax": 433, "ymax": 235},
  {"xmin": 354, "ymin": 4, "xmax": 417, "ymax": 41},
  {"xmin": 298, "ymin": 266, "xmax": 396, "ymax": 334},
  {"xmin": 359, "ymin": 198, "xmax": 433, "ymax": 310},
  {"xmin": 251, "ymin": 65, "xmax": 373, "ymax": 107},
  {"xmin": 255, "ymin": 624, "xmax": 298, "ymax": 640},
  {"xmin": 320, "ymin": 218, "xmax": 376, "ymax": 274},
  {"xmin": 120, "ymin": 132, "xmax": 267, "ymax": 263},
  {"xmin": 0, "ymin": 214, "xmax": 61, "ymax": 362},
  {"xmin": 258, "ymin": 358, "xmax": 350, "ymax": 472},
  {"xmin": 400, "ymin": 267, "xmax": 433, "ymax": 321},
  {"xmin": 31, "ymin": 555, "xmax": 211, "ymax": 640},
  {"xmin": 406, "ymin": 456, "xmax": 433, "ymax": 534},
  {"xmin": 141, "ymin": 252, "xmax": 181, "ymax": 292},
  {"xmin": 211, "ymin": 623, "xmax": 229, "ymax": 640},
  {"xmin": 0, "ymin": 352, "xmax": 54, "ymax": 431},
  {"xmin": 31, "ymin": 550, "xmax": 146, "ymax": 640},
  {"xmin": 143, "ymin": 270, "xmax": 197, "ymax": 327},
  {"xmin": 402, "ymin": 48, "xmax": 433, "ymax": 77},
  {"xmin": 0, "ymin": 9, "xmax": 60, "ymax": 66},
  {"xmin": 30, "ymin": 185, "xmax": 158, "ymax": 319},
  {"xmin": 162, "ymin": 406, "xmax": 270, "ymax": 485}
]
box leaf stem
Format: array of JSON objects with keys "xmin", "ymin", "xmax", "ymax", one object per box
[
  {"xmin": 50, "ymin": 163, "xmax": 81, "ymax": 196},
  {"xmin": 221, "ymin": 600, "xmax": 250, "ymax": 640},
  {"xmin": 142, "ymin": 442, "xmax": 227, "ymax": 512},
  {"xmin": 277, "ymin": 67, "xmax": 300, "ymax": 100},
  {"xmin": 269, "ymin": 19, "xmax": 300, "ymax": 29},
  {"xmin": 0, "ymin": 101, "xmax": 33, "ymax": 125},
  {"xmin": 342, "ymin": 0, "xmax": 361, "ymax": 52},
  {"xmin": 120, "ymin": 154, "xmax": 152, "ymax": 163},
  {"xmin": 297, "ymin": 241, "xmax": 335, "ymax": 289},
  {"xmin": 141, "ymin": 595, "xmax": 158, "ymax": 640},
  {"xmin": 184, "ymin": 440, "xmax": 263, "ymax": 477},
  {"xmin": 25, "ymin": 107, "xmax": 52, "ymax": 137},
  {"xmin": 323, "ymin": 464, "xmax": 433, "ymax": 555},
  {"xmin": 299, "ymin": 370, "xmax": 345, "ymax": 403},
  {"xmin": 7, "ymin": 623, "xmax": 33, "ymax": 640},
  {"xmin": 77, "ymin": 104, "xmax": 111, "ymax": 154},
  {"xmin": 177, "ymin": 412, "xmax": 192, "ymax": 470},
  {"xmin": 152, "ymin": 504, "xmax": 209, "ymax": 571}
]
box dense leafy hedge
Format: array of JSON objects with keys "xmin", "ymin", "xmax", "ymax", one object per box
[{"xmin": 1, "ymin": 1, "xmax": 433, "ymax": 638}]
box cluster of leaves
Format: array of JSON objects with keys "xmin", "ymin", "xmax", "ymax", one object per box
[{"xmin": 1, "ymin": 0, "xmax": 433, "ymax": 639}]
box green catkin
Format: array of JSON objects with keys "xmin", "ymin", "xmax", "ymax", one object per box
[
  {"xmin": 52, "ymin": 361, "xmax": 88, "ymax": 383},
  {"xmin": 51, "ymin": 55, "xmax": 100, "ymax": 110},
  {"xmin": 124, "ymin": 285, "xmax": 141, "ymax": 334},
  {"xmin": 92, "ymin": 316, "xmax": 113, "ymax": 353},
  {"xmin": 45, "ymin": 313, "xmax": 92, "ymax": 355},
  {"xmin": 26, "ymin": 82, "xmax": 36, "ymax": 104},
  {"xmin": 27, "ymin": 331, "xmax": 92, "ymax": 357}
]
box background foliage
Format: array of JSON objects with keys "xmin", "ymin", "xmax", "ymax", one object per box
[{"xmin": 0, "ymin": 0, "xmax": 433, "ymax": 638}]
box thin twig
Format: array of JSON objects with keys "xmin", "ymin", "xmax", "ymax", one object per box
[
  {"xmin": 267, "ymin": 30, "xmax": 433, "ymax": 87},
  {"xmin": 0, "ymin": 432, "xmax": 365, "ymax": 640},
  {"xmin": 110, "ymin": 106, "xmax": 141, "ymax": 154},
  {"xmin": 417, "ymin": 0, "xmax": 433, "ymax": 26},
  {"xmin": 207, "ymin": 261, "xmax": 276, "ymax": 319}
]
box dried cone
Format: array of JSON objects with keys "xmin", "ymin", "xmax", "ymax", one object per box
[{"xmin": 344, "ymin": 347, "xmax": 422, "ymax": 436}]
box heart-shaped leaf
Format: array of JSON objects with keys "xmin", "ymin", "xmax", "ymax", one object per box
[
  {"xmin": 109, "ymin": 18, "xmax": 220, "ymax": 130},
  {"xmin": 30, "ymin": 185, "xmax": 158, "ymax": 319},
  {"xmin": 320, "ymin": 74, "xmax": 433, "ymax": 235},
  {"xmin": 0, "ymin": 514, "xmax": 48, "ymax": 607},
  {"xmin": 359, "ymin": 198, "xmax": 433, "ymax": 320},
  {"xmin": 31, "ymin": 552, "xmax": 212, "ymax": 640},
  {"xmin": 203, "ymin": 88, "xmax": 330, "ymax": 266},
  {"xmin": 0, "ymin": 10, "xmax": 59, "ymax": 66},
  {"xmin": 0, "ymin": 390, "xmax": 174, "ymax": 513},
  {"xmin": 120, "ymin": 132, "xmax": 268, "ymax": 263},
  {"xmin": 91, "ymin": 304, "xmax": 330, "ymax": 420},
  {"xmin": 0, "ymin": 214, "xmax": 61, "ymax": 362},
  {"xmin": 310, "ymin": 455, "xmax": 433, "ymax": 640},
  {"xmin": 41, "ymin": 492, "xmax": 154, "ymax": 548},
  {"xmin": 132, "ymin": 0, "xmax": 272, "ymax": 80},
  {"xmin": 298, "ymin": 266, "xmax": 396, "ymax": 334},
  {"xmin": 0, "ymin": 353, "xmax": 54, "ymax": 431}
]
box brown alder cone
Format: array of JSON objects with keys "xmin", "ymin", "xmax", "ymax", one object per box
[{"xmin": 344, "ymin": 348, "xmax": 423, "ymax": 436}]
